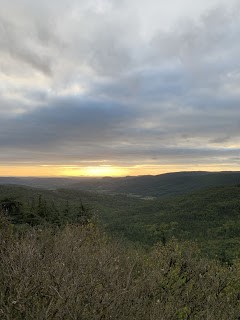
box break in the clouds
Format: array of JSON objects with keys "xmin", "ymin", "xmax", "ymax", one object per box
[{"xmin": 0, "ymin": 0, "xmax": 240, "ymax": 173}]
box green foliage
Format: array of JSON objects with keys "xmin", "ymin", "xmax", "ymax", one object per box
[
  {"xmin": 0, "ymin": 197, "xmax": 23, "ymax": 223},
  {"xmin": 0, "ymin": 186, "xmax": 93, "ymax": 227},
  {"xmin": 2, "ymin": 183, "xmax": 240, "ymax": 318},
  {"xmin": 0, "ymin": 210, "xmax": 14, "ymax": 241},
  {"xmin": 1, "ymin": 184, "xmax": 240, "ymax": 262}
]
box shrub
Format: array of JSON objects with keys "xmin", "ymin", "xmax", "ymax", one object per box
[{"xmin": 0, "ymin": 218, "xmax": 240, "ymax": 319}]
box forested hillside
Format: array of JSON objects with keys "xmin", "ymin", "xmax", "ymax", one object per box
[
  {"xmin": 2, "ymin": 183, "xmax": 240, "ymax": 318},
  {"xmin": 68, "ymin": 171, "xmax": 240, "ymax": 196},
  {"xmin": 1, "ymin": 184, "xmax": 240, "ymax": 262}
]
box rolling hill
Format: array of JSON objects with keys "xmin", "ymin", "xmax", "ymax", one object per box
[
  {"xmin": 67, "ymin": 171, "xmax": 240, "ymax": 197},
  {"xmin": 1, "ymin": 171, "xmax": 240, "ymax": 197},
  {"xmin": 1, "ymin": 183, "xmax": 240, "ymax": 261}
]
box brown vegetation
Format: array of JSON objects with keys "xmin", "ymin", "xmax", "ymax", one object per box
[{"xmin": 0, "ymin": 212, "xmax": 240, "ymax": 319}]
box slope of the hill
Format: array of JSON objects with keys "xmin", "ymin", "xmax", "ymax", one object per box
[
  {"xmin": 1, "ymin": 184, "xmax": 240, "ymax": 261},
  {"xmin": 108, "ymin": 185, "xmax": 240, "ymax": 262},
  {"xmin": 0, "ymin": 177, "xmax": 91, "ymax": 189},
  {"xmin": 67, "ymin": 171, "xmax": 240, "ymax": 197},
  {"xmin": 1, "ymin": 171, "xmax": 240, "ymax": 197}
]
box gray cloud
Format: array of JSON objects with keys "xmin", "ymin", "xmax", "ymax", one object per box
[
  {"xmin": 0, "ymin": 97, "xmax": 133, "ymax": 148},
  {"xmin": 0, "ymin": 0, "xmax": 240, "ymax": 171},
  {"xmin": 0, "ymin": 16, "xmax": 53, "ymax": 75}
]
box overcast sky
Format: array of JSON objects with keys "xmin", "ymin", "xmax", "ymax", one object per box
[{"xmin": 0, "ymin": 0, "xmax": 240, "ymax": 176}]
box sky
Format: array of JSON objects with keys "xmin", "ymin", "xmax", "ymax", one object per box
[{"xmin": 0, "ymin": 0, "xmax": 240, "ymax": 177}]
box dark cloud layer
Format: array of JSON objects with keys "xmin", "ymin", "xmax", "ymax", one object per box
[{"xmin": 0, "ymin": 0, "xmax": 240, "ymax": 170}]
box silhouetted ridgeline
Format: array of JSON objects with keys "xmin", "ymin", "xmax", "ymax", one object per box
[
  {"xmin": 1, "ymin": 171, "xmax": 240, "ymax": 196},
  {"xmin": 68, "ymin": 171, "xmax": 240, "ymax": 196}
]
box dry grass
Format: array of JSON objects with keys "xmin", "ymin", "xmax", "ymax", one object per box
[{"xmin": 0, "ymin": 212, "xmax": 240, "ymax": 319}]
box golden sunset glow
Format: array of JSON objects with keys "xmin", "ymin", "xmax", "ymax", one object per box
[
  {"xmin": 60, "ymin": 166, "xmax": 129, "ymax": 177},
  {"xmin": 0, "ymin": 166, "xmax": 61, "ymax": 177},
  {"xmin": 0, "ymin": 163, "xmax": 240, "ymax": 177}
]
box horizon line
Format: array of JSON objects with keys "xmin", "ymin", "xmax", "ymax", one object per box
[{"xmin": 0, "ymin": 170, "xmax": 240, "ymax": 179}]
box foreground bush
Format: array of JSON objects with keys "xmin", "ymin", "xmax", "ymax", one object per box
[{"xmin": 0, "ymin": 214, "xmax": 240, "ymax": 319}]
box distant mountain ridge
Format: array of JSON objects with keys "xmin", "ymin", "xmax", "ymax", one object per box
[
  {"xmin": 65, "ymin": 171, "xmax": 240, "ymax": 197},
  {"xmin": 0, "ymin": 177, "xmax": 91, "ymax": 189},
  {"xmin": 1, "ymin": 171, "xmax": 240, "ymax": 197}
]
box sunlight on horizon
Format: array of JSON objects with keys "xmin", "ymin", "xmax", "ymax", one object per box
[
  {"xmin": 60, "ymin": 166, "xmax": 129, "ymax": 177},
  {"xmin": 0, "ymin": 163, "xmax": 239, "ymax": 177}
]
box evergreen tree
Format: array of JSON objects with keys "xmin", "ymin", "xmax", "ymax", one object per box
[
  {"xmin": 0, "ymin": 197, "xmax": 23, "ymax": 224},
  {"xmin": 76, "ymin": 200, "xmax": 92, "ymax": 225}
]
